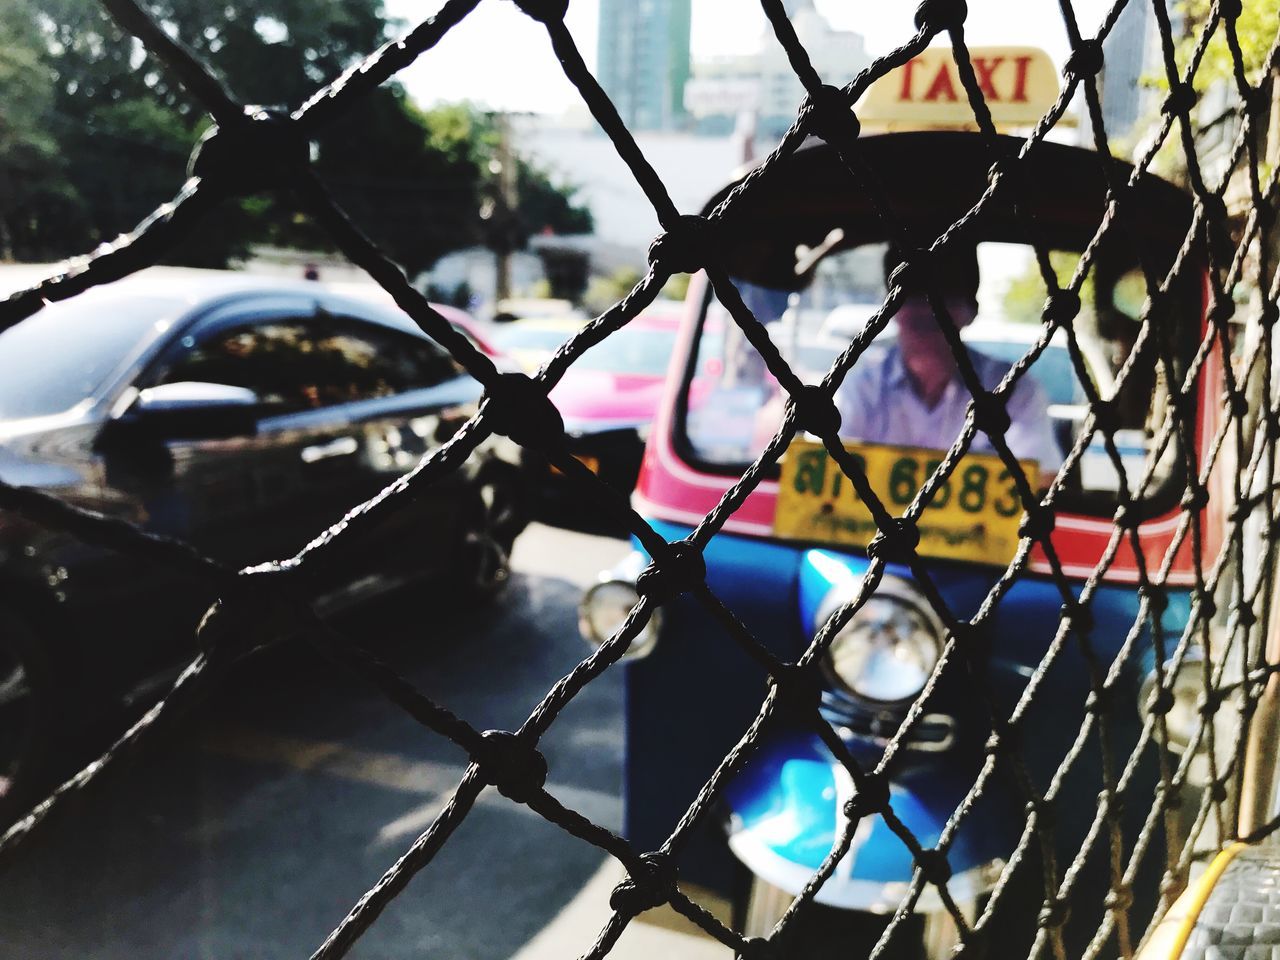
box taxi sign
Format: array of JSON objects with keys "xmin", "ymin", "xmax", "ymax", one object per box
[
  {"xmin": 775, "ymin": 439, "xmax": 1038, "ymax": 566},
  {"xmin": 858, "ymin": 46, "xmax": 1061, "ymax": 131}
]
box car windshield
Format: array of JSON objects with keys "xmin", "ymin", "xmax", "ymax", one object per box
[
  {"xmin": 574, "ymin": 326, "xmax": 677, "ymax": 376},
  {"xmin": 492, "ymin": 324, "xmax": 576, "ymax": 353},
  {"xmin": 0, "ymin": 293, "xmax": 180, "ymax": 420},
  {"xmin": 681, "ymin": 241, "xmax": 1196, "ymax": 512}
]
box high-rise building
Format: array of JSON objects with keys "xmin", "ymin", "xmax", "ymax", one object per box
[
  {"xmin": 1100, "ymin": 1, "xmax": 1156, "ymax": 142},
  {"xmin": 683, "ymin": 0, "xmax": 867, "ymax": 139},
  {"xmin": 597, "ymin": 0, "xmax": 693, "ymax": 132}
]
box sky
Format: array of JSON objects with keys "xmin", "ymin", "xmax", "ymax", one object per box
[{"xmin": 383, "ymin": 0, "xmax": 1115, "ymax": 115}]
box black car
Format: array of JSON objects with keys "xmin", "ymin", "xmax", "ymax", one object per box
[{"xmin": 0, "ymin": 269, "xmax": 529, "ymax": 812}]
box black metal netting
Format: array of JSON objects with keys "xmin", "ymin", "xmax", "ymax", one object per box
[{"xmin": 2, "ymin": 0, "xmax": 1279, "ymax": 958}]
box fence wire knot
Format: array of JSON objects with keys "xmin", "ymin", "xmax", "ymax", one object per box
[
  {"xmin": 647, "ymin": 215, "xmax": 711, "ymax": 276},
  {"xmin": 636, "ymin": 538, "xmax": 706, "ymax": 604},
  {"xmin": 509, "ymin": 0, "xmax": 568, "ymax": 24},
  {"xmin": 791, "ymin": 385, "xmax": 843, "ymax": 437},
  {"xmin": 916, "ymin": 848, "xmax": 953, "ymax": 886},
  {"xmin": 482, "ymin": 373, "xmax": 566, "ymax": 453},
  {"xmin": 188, "ymin": 109, "xmax": 309, "ymax": 193},
  {"xmin": 803, "ymin": 84, "xmax": 861, "ymax": 148},
  {"xmin": 844, "ymin": 774, "xmax": 891, "ymax": 820},
  {"xmin": 476, "ymin": 731, "xmax": 548, "ymax": 803},
  {"xmin": 1064, "ymin": 40, "xmax": 1105, "ymax": 80},
  {"xmin": 609, "ymin": 851, "xmax": 677, "ymax": 916},
  {"xmin": 913, "ymin": 0, "xmax": 968, "ymax": 32},
  {"xmin": 866, "ymin": 518, "xmax": 921, "ymax": 564},
  {"xmin": 1163, "ymin": 83, "xmax": 1199, "ymax": 116},
  {"xmin": 770, "ymin": 663, "xmax": 823, "ymax": 721}
]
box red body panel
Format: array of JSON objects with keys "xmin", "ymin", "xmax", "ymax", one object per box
[{"xmin": 551, "ymin": 370, "xmax": 666, "ymax": 422}]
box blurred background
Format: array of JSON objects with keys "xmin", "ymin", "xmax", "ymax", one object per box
[{"xmin": 3, "ymin": 0, "xmax": 1269, "ymax": 322}]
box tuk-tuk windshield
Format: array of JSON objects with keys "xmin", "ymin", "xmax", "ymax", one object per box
[{"xmin": 681, "ymin": 241, "xmax": 1193, "ymax": 514}]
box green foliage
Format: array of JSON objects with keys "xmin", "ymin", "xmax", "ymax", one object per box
[
  {"xmin": 0, "ymin": 0, "xmax": 60, "ymax": 259},
  {"xmin": 518, "ymin": 163, "xmax": 593, "ymax": 237},
  {"xmin": 661, "ymin": 273, "xmax": 690, "ymax": 302},
  {"xmin": 1, "ymin": 0, "xmax": 592, "ymax": 273},
  {"xmin": 1131, "ymin": 5, "xmax": 1276, "ymax": 187},
  {"xmin": 1172, "ymin": 1, "xmax": 1276, "ymax": 92},
  {"xmin": 1001, "ymin": 251, "xmax": 1094, "ymax": 325},
  {"xmin": 417, "ymin": 103, "xmax": 593, "ymax": 241},
  {"xmin": 583, "ymin": 267, "xmax": 643, "ymax": 316}
]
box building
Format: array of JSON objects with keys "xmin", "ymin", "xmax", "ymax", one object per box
[
  {"xmin": 512, "ymin": 114, "xmax": 745, "ymax": 254},
  {"xmin": 1100, "ymin": 1, "xmax": 1157, "ymax": 143},
  {"xmin": 597, "ymin": 0, "xmax": 692, "ymax": 132},
  {"xmin": 683, "ymin": 0, "xmax": 868, "ymax": 139},
  {"xmin": 418, "ymin": 246, "xmax": 546, "ymax": 314}
]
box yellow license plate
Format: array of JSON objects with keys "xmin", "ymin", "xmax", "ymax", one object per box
[{"xmin": 774, "ymin": 440, "xmax": 1038, "ymax": 566}]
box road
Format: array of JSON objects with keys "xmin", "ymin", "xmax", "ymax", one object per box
[{"xmin": 0, "ymin": 524, "xmax": 729, "ymax": 959}]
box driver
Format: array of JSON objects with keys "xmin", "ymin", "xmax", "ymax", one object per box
[{"xmin": 835, "ymin": 244, "xmax": 1063, "ymax": 479}]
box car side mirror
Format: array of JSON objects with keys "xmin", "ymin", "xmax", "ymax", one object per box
[{"xmin": 127, "ymin": 381, "xmax": 261, "ymax": 439}]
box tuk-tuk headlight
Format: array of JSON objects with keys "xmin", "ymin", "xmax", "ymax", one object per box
[
  {"xmin": 579, "ymin": 579, "xmax": 661, "ymax": 660},
  {"xmin": 1138, "ymin": 648, "xmax": 1223, "ymax": 754},
  {"xmin": 819, "ymin": 576, "xmax": 942, "ymax": 706},
  {"xmin": 1139, "ymin": 659, "xmax": 1202, "ymax": 753},
  {"xmin": 1138, "ymin": 647, "xmax": 1240, "ymax": 788}
]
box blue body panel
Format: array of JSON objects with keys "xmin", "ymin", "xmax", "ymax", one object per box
[
  {"xmin": 623, "ymin": 520, "xmax": 1192, "ymax": 909},
  {"xmin": 722, "ymin": 729, "xmax": 1015, "ymax": 910}
]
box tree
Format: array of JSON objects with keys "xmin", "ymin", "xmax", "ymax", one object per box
[
  {"xmin": 517, "ymin": 163, "xmax": 593, "ymax": 238},
  {"xmin": 6, "ymin": 0, "xmax": 592, "ymax": 274},
  {"xmin": 1001, "ymin": 251, "xmax": 1095, "ymax": 325},
  {"xmin": 583, "ymin": 266, "xmax": 643, "ymax": 316},
  {"xmin": 0, "ymin": 1, "xmax": 63, "ymax": 260},
  {"xmin": 417, "ymin": 103, "xmax": 593, "ymax": 254},
  {"xmin": 18, "ymin": 0, "xmax": 390, "ymax": 265},
  {"xmin": 1173, "ymin": 1, "xmax": 1275, "ymax": 92},
  {"xmin": 303, "ymin": 101, "xmax": 591, "ymax": 276}
]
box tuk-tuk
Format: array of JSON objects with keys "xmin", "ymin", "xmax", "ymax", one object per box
[{"xmin": 578, "ymin": 129, "xmax": 1219, "ymax": 956}]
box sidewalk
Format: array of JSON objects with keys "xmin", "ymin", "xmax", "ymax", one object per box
[{"xmin": 511, "ymin": 859, "xmax": 734, "ymax": 960}]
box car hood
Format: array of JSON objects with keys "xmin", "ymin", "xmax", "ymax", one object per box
[
  {"xmin": 0, "ymin": 416, "xmax": 99, "ymax": 490},
  {"xmin": 549, "ymin": 370, "xmax": 665, "ymax": 426}
]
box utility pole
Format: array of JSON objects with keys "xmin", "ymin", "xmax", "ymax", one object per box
[
  {"xmin": 1234, "ymin": 62, "xmax": 1280, "ymax": 837},
  {"xmin": 493, "ymin": 111, "xmax": 519, "ymax": 306}
]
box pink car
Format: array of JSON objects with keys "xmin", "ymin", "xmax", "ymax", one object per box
[
  {"xmin": 534, "ymin": 306, "xmax": 691, "ymax": 502},
  {"xmin": 490, "ymin": 303, "xmax": 717, "ymax": 515}
]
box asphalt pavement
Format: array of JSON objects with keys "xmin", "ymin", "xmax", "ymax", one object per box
[{"xmin": 0, "ymin": 523, "xmax": 729, "ymax": 959}]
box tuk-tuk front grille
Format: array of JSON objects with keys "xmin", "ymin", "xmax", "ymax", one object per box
[{"xmin": 821, "ymin": 701, "xmax": 958, "ymax": 754}]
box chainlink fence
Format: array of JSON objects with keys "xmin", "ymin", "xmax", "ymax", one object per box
[{"xmin": 3, "ymin": 0, "xmax": 1280, "ymax": 957}]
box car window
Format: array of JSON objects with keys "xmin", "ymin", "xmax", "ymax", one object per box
[
  {"xmin": 327, "ymin": 319, "xmax": 465, "ymax": 395},
  {"xmin": 157, "ymin": 317, "xmax": 462, "ymax": 412},
  {"xmin": 492, "ymin": 325, "xmax": 574, "ymax": 353},
  {"xmin": 575, "ymin": 327, "xmax": 677, "ymax": 376},
  {"xmin": 0, "ymin": 293, "xmax": 180, "ymax": 419}
]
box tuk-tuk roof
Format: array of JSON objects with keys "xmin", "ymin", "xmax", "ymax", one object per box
[{"xmin": 704, "ymin": 131, "xmax": 1194, "ymax": 292}]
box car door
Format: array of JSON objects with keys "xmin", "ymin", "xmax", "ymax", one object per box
[
  {"xmin": 303, "ymin": 310, "xmax": 483, "ymax": 596},
  {"xmin": 92, "ymin": 296, "xmax": 372, "ymax": 678},
  {"xmin": 108, "ymin": 299, "xmax": 366, "ymax": 571}
]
